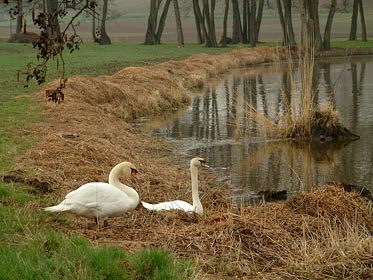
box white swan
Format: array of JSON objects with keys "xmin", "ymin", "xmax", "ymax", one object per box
[
  {"xmin": 44, "ymin": 161, "xmax": 139, "ymax": 227},
  {"xmin": 141, "ymin": 157, "xmax": 208, "ymax": 216}
]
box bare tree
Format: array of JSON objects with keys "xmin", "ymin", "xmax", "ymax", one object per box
[
  {"xmin": 298, "ymin": 0, "xmax": 341, "ymax": 51},
  {"xmin": 192, "ymin": 0, "xmax": 218, "ymax": 47},
  {"xmin": 202, "ymin": 0, "xmax": 218, "ymax": 47},
  {"xmin": 220, "ymin": 0, "xmax": 229, "ymax": 46},
  {"xmin": 349, "ymin": 0, "xmax": 367, "ymax": 42},
  {"xmin": 24, "ymin": 0, "xmax": 97, "ymax": 88},
  {"xmin": 277, "ymin": 0, "xmax": 297, "ymax": 46},
  {"xmin": 358, "ymin": 0, "xmax": 367, "ymax": 41},
  {"xmin": 16, "ymin": 0, "xmax": 23, "ymax": 34},
  {"xmin": 249, "ymin": 0, "xmax": 256, "ymax": 47},
  {"xmin": 192, "ymin": 0, "xmax": 204, "ymax": 44},
  {"xmin": 231, "ymin": 0, "xmax": 243, "ymax": 43},
  {"xmin": 255, "ymin": 0, "xmax": 265, "ymax": 42},
  {"xmin": 173, "ymin": 0, "xmax": 184, "ymax": 47},
  {"xmin": 323, "ymin": 0, "xmax": 337, "ymax": 50},
  {"xmin": 307, "ymin": 0, "xmax": 322, "ymax": 50},
  {"xmin": 232, "ymin": 0, "xmax": 263, "ymax": 46},
  {"xmin": 99, "ymin": 0, "xmax": 111, "ymax": 45},
  {"xmin": 46, "ymin": 0, "xmax": 62, "ymax": 42},
  {"xmin": 349, "ymin": 0, "xmax": 358, "ymax": 40},
  {"xmin": 144, "ymin": 0, "xmax": 172, "ymax": 45},
  {"xmin": 91, "ymin": 3, "xmax": 100, "ymax": 43}
]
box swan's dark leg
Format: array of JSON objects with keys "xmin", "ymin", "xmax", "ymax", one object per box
[
  {"xmin": 103, "ymin": 219, "xmax": 109, "ymax": 228},
  {"xmin": 95, "ymin": 217, "xmax": 99, "ymax": 225}
]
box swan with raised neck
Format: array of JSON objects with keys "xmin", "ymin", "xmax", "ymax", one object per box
[
  {"xmin": 141, "ymin": 157, "xmax": 208, "ymax": 216},
  {"xmin": 44, "ymin": 161, "xmax": 139, "ymax": 227}
]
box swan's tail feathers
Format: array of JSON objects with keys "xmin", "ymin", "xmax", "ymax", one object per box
[
  {"xmin": 44, "ymin": 202, "xmax": 68, "ymax": 213},
  {"xmin": 141, "ymin": 201, "xmax": 156, "ymax": 211}
]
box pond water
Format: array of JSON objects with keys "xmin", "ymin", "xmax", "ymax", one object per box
[{"xmin": 137, "ymin": 56, "xmax": 373, "ymax": 205}]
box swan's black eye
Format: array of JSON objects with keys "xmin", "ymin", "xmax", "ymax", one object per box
[{"xmin": 198, "ymin": 159, "xmax": 209, "ymax": 168}]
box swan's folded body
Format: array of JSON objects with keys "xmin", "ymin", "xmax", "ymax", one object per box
[
  {"xmin": 44, "ymin": 161, "xmax": 139, "ymax": 227},
  {"xmin": 141, "ymin": 200, "xmax": 195, "ymax": 213},
  {"xmin": 45, "ymin": 182, "xmax": 139, "ymax": 219}
]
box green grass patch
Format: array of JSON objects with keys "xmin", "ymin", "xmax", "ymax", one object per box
[
  {"xmin": 0, "ymin": 188, "xmax": 195, "ymax": 279},
  {"xmin": 128, "ymin": 248, "xmax": 195, "ymax": 280},
  {"xmin": 0, "ymin": 233, "xmax": 146, "ymax": 280},
  {"xmin": 331, "ymin": 39, "xmax": 373, "ymax": 49},
  {"xmin": 0, "ymin": 41, "xmax": 239, "ymax": 98},
  {"xmin": 0, "ymin": 231, "xmax": 194, "ymax": 280}
]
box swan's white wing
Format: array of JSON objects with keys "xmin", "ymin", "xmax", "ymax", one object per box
[
  {"xmin": 54, "ymin": 183, "xmax": 136, "ymax": 218},
  {"xmin": 65, "ymin": 183, "xmax": 125, "ymax": 204},
  {"xmin": 141, "ymin": 200, "xmax": 195, "ymax": 213}
]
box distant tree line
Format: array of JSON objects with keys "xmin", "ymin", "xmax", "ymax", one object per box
[
  {"xmin": 1, "ymin": 0, "xmax": 369, "ymax": 86},
  {"xmin": 145, "ymin": 0, "xmax": 368, "ymax": 50},
  {"xmin": 4, "ymin": 0, "xmax": 368, "ymax": 51}
]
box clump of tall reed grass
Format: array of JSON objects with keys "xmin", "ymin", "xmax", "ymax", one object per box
[
  {"xmin": 277, "ymin": 43, "xmax": 316, "ymax": 139},
  {"xmin": 238, "ymin": 42, "xmax": 356, "ymax": 142},
  {"xmin": 276, "ymin": 43, "xmax": 341, "ymax": 140}
]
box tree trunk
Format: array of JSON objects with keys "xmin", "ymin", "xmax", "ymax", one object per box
[
  {"xmin": 276, "ymin": 0, "xmax": 287, "ymax": 45},
  {"xmin": 307, "ymin": 0, "xmax": 323, "ymax": 50},
  {"xmin": 46, "ymin": 0, "xmax": 62, "ymax": 42},
  {"xmin": 220, "ymin": 0, "xmax": 229, "ymax": 46},
  {"xmin": 145, "ymin": 0, "xmax": 158, "ymax": 45},
  {"xmin": 173, "ymin": 0, "xmax": 184, "ymax": 47},
  {"xmin": 16, "ymin": 0, "xmax": 23, "ymax": 34},
  {"xmin": 323, "ymin": 0, "xmax": 337, "ymax": 50},
  {"xmin": 255, "ymin": 0, "xmax": 264, "ymax": 42},
  {"xmin": 92, "ymin": 5, "xmax": 100, "ymax": 43},
  {"xmin": 193, "ymin": 0, "xmax": 204, "ymax": 44},
  {"xmin": 242, "ymin": 0, "xmax": 248, "ymax": 43},
  {"xmin": 155, "ymin": 0, "xmax": 172, "ymax": 44},
  {"xmin": 299, "ymin": 0, "xmax": 307, "ymax": 44},
  {"xmin": 193, "ymin": 0, "xmax": 209, "ymax": 45},
  {"xmin": 312, "ymin": 0, "xmax": 323, "ymax": 50},
  {"xmin": 249, "ymin": 0, "xmax": 256, "ymax": 47},
  {"xmin": 144, "ymin": 0, "xmax": 171, "ymax": 45},
  {"xmin": 202, "ymin": 0, "xmax": 218, "ymax": 47},
  {"xmin": 358, "ymin": 0, "xmax": 367, "ymax": 41},
  {"xmin": 231, "ymin": 0, "xmax": 243, "ymax": 44},
  {"xmin": 99, "ymin": 0, "xmax": 111, "ymax": 45},
  {"xmin": 283, "ymin": 0, "xmax": 296, "ymax": 46},
  {"xmin": 349, "ymin": 0, "xmax": 358, "ymax": 40},
  {"xmin": 209, "ymin": 0, "xmax": 218, "ymax": 47}
]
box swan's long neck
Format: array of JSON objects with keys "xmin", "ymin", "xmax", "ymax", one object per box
[
  {"xmin": 190, "ymin": 164, "xmax": 203, "ymax": 215},
  {"xmin": 109, "ymin": 163, "xmax": 139, "ymax": 201}
]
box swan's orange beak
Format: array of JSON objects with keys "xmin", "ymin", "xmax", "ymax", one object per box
[
  {"xmin": 131, "ymin": 170, "xmax": 139, "ymax": 180},
  {"xmin": 201, "ymin": 162, "xmax": 209, "ymax": 168}
]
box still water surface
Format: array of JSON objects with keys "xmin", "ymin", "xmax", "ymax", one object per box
[{"xmin": 139, "ymin": 56, "xmax": 373, "ymax": 204}]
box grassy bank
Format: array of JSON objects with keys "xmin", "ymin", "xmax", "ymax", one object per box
[{"xmin": 1, "ymin": 40, "xmax": 372, "ymax": 279}]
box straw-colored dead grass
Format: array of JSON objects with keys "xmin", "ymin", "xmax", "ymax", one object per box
[
  {"xmin": 63, "ymin": 183, "xmax": 372, "ymax": 279},
  {"xmin": 7, "ymin": 47, "xmax": 372, "ymax": 279}
]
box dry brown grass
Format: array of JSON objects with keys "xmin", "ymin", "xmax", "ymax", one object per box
[
  {"xmin": 8, "ymin": 46, "xmax": 372, "ymax": 279},
  {"xmin": 62, "ymin": 183, "xmax": 372, "ymax": 279}
]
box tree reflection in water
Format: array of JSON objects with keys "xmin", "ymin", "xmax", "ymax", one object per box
[{"xmin": 144, "ymin": 57, "xmax": 373, "ymax": 206}]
